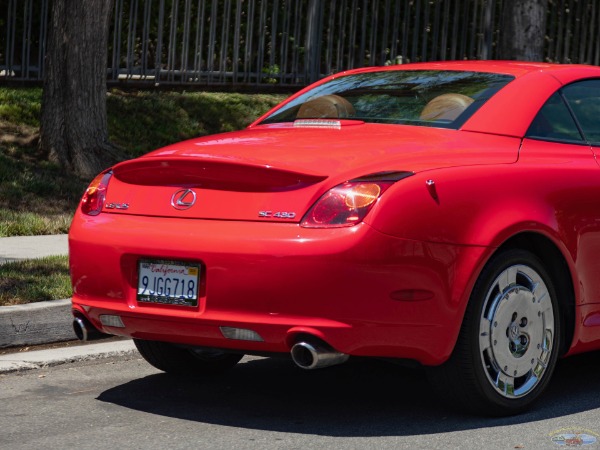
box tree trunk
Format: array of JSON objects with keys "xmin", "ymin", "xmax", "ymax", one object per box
[
  {"xmin": 498, "ymin": 0, "xmax": 548, "ymax": 61},
  {"xmin": 40, "ymin": 0, "xmax": 119, "ymax": 179}
]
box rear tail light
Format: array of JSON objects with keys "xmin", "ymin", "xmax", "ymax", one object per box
[
  {"xmin": 301, "ymin": 181, "xmax": 393, "ymax": 228},
  {"xmin": 301, "ymin": 171, "xmax": 414, "ymax": 228},
  {"xmin": 80, "ymin": 171, "xmax": 112, "ymax": 216}
]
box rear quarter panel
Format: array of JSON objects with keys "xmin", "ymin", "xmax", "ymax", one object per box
[{"xmin": 368, "ymin": 138, "xmax": 600, "ymax": 307}]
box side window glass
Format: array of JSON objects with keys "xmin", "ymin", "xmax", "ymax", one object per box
[
  {"xmin": 562, "ymin": 80, "xmax": 600, "ymax": 145},
  {"xmin": 526, "ymin": 92, "xmax": 584, "ymax": 143}
]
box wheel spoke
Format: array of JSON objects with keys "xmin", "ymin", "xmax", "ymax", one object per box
[
  {"xmin": 533, "ymin": 358, "xmax": 547, "ymax": 378},
  {"xmin": 531, "ymin": 281, "xmax": 548, "ymax": 304},
  {"xmin": 496, "ymin": 372, "xmax": 515, "ymax": 396},
  {"xmin": 539, "ymin": 330, "xmax": 553, "ymax": 363},
  {"xmin": 498, "ymin": 266, "xmax": 517, "ymax": 292},
  {"xmin": 479, "ymin": 317, "xmax": 492, "ymax": 351}
]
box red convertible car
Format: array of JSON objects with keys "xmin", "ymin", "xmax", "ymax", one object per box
[{"xmin": 69, "ymin": 61, "xmax": 600, "ymax": 415}]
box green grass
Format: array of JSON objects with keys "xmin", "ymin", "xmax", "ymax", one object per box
[
  {"xmin": 0, "ymin": 255, "xmax": 71, "ymax": 306},
  {"xmin": 0, "ymin": 146, "xmax": 88, "ymax": 236},
  {"xmin": 0, "ymin": 88, "xmax": 42, "ymax": 127},
  {"xmin": 0, "ymin": 210, "xmax": 73, "ymax": 237}
]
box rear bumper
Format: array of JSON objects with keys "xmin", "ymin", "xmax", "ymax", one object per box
[{"xmin": 69, "ymin": 212, "xmax": 488, "ymax": 365}]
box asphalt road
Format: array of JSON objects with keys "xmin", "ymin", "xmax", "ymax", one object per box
[{"xmin": 2, "ymin": 351, "xmax": 600, "ymax": 450}]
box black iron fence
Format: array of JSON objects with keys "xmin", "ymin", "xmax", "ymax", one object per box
[{"xmin": 2, "ymin": 0, "xmax": 600, "ymax": 88}]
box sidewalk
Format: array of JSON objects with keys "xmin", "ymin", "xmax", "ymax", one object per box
[
  {"xmin": 0, "ymin": 234, "xmax": 134, "ymax": 371},
  {"xmin": 0, "ymin": 234, "xmax": 68, "ymax": 264}
]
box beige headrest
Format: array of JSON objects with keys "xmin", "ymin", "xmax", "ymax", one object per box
[
  {"xmin": 297, "ymin": 94, "xmax": 355, "ymax": 119},
  {"xmin": 420, "ymin": 93, "xmax": 474, "ymax": 121}
]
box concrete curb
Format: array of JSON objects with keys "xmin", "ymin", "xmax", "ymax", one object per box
[
  {"xmin": 0, "ymin": 340, "xmax": 137, "ymax": 373},
  {"xmin": 0, "ymin": 298, "xmax": 75, "ymax": 348},
  {"xmin": 0, "ymin": 299, "xmax": 139, "ymax": 374}
]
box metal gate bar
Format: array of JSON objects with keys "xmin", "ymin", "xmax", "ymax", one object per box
[{"xmin": 2, "ymin": 0, "xmax": 599, "ymax": 86}]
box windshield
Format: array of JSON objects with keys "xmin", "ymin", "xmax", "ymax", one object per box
[{"xmin": 259, "ymin": 70, "xmax": 514, "ymax": 129}]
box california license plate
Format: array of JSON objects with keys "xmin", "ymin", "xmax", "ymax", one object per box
[{"xmin": 137, "ymin": 259, "xmax": 200, "ymax": 307}]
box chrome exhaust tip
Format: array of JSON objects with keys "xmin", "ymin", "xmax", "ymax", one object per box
[
  {"xmin": 291, "ymin": 340, "xmax": 349, "ymax": 370},
  {"xmin": 72, "ymin": 316, "xmax": 107, "ymax": 342}
]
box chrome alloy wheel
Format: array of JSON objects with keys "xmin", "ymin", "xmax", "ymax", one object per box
[{"xmin": 479, "ymin": 264, "xmax": 555, "ymax": 398}]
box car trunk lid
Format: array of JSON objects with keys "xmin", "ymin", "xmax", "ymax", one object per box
[{"xmin": 102, "ymin": 123, "xmax": 519, "ymax": 222}]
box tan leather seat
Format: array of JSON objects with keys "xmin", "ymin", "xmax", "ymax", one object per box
[
  {"xmin": 297, "ymin": 94, "xmax": 355, "ymax": 119},
  {"xmin": 420, "ymin": 93, "xmax": 474, "ymax": 121}
]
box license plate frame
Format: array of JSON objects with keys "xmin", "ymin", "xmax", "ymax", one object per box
[{"xmin": 137, "ymin": 259, "xmax": 200, "ymax": 307}]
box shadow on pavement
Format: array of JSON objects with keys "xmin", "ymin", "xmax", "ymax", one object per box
[{"xmin": 97, "ymin": 350, "xmax": 600, "ymax": 437}]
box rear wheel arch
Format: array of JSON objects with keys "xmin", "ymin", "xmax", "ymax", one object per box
[
  {"xmin": 427, "ymin": 232, "xmax": 576, "ymax": 415},
  {"xmin": 430, "ymin": 245, "xmax": 566, "ymax": 414}
]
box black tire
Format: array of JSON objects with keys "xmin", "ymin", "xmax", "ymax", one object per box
[
  {"xmin": 427, "ymin": 249, "xmax": 561, "ymax": 416},
  {"xmin": 134, "ymin": 339, "xmax": 243, "ymax": 375}
]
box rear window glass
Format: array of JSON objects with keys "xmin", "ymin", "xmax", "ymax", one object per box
[{"xmin": 259, "ymin": 70, "xmax": 514, "ymax": 129}]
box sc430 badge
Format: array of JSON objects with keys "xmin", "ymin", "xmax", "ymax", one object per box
[
  {"xmin": 258, "ymin": 211, "xmax": 297, "ymax": 219},
  {"xmin": 105, "ymin": 202, "xmax": 130, "ymax": 210}
]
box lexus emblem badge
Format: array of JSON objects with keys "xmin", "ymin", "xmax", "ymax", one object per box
[{"xmin": 171, "ymin": 189, "xmax": 197, "ymax": 210}]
